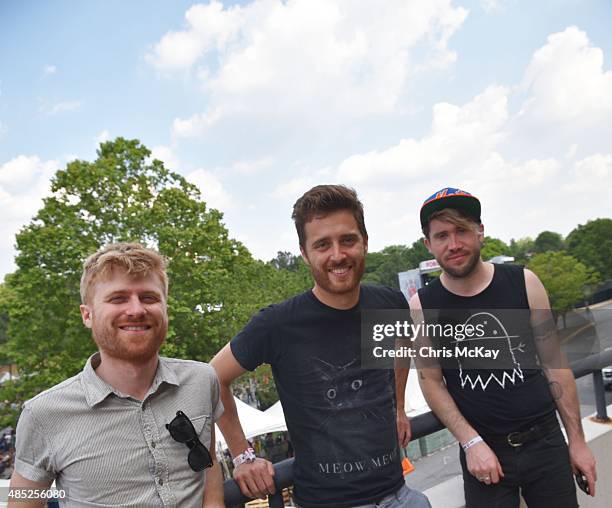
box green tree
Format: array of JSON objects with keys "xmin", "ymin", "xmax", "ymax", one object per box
[
  {"xmin": 269, "ymin": 251, "xmax": 300, "ymax": 271},
  {"xmin": 481, "ymin": 237, "xmax": 511, "ymax": 260},
  {"xmin": 566, "ymin": 219, "xmax": 612, "ymax": 280},
  {"xmin": 362, "ymin": 241, "xmax": 433, "ymax": 288},
  {"xmin": 509, "ymin": 237, "xmax": 535, "ymax": 264},
  {"xmin": 534, "ymin": 231, "xmax": 565, "ymax": 253},
  {"xmin": 528, "ymin": 252, "xmax": 600, "ymax": 326},
  {"xmin": 268, "ymin": 251, "xmax": 312, "ymax": 288},
  {"xmin": 1, "ymin": 138, "xmax": 306, "ymax": 407},
  {"xmin": 0, "ymin": 282, "xmax": 15, "ymax": 364}
]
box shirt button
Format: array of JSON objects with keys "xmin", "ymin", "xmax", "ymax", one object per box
[
  {"xmin": 151, "ymin": 441, "xmax": 156, "ymax": 448},
  {"xmin": 158, "ymin": 478, "xmax": 164, "ymax": 486}
]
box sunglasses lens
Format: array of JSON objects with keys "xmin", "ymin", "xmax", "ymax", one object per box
[
  {"xmin": 167, "ymin": 411, "xmax": 213, "ymax": 471},
  {"xmin": 168, "ymin": 414, "xmax": 196, "ymax": 443},
  {"xmin": 188, "ymin": 443, "xmax": 213, "ymax": 472}
]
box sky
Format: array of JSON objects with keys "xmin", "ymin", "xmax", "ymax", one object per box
[{"xmin": 1, "ymin": 0, "xmax": 612, "ymax": 280}]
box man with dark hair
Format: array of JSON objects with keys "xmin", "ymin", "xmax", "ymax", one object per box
[
  {"xmin": 212, "ymin": 185, "xmax": 430, "ymax": 508},
  {"xmin": 10, "ymin": 243, "xmax": 224, "ymax": 507},
  {"xmin": 412, "ymin": 187, "xmax": 596, "ymax": 507}
]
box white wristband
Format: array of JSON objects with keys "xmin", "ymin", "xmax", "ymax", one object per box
[
  {"xmin": 462, "ymin": 435, "xmax": 483, "ymax": 451},
  {"xmin": 232, "ymin": 447, "xmax": 256, "ymax": 467}
]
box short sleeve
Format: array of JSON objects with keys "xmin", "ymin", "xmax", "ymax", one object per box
[
  {"xmin": 14, "ymin": 405, "xmax": 56, "ymax": 483},
  {"xmin": 230, "ymin": 305, "xmax": 277, "ymax": 371},
  {"xmin": 393, "ymin": 288, "xmax": 409, "ymax": 309},
  {"xmin": 209, "ymin": 371, "xmax": 224, "ymax": 422}
]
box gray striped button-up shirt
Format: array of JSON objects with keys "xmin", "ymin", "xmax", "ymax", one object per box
[{"xmin": 15, "ymin": 353, "xmax": 224, "ymax": 507}]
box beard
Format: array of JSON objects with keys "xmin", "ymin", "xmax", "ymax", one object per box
[
  {"xmin": 91, "ymin": 315, "xmax": 167, "ymax": 364},
  {"xmin": 438, "ymin": 247, "xmax": 481, "ymax": 279},
  {"xmin": 309, "ymin": 254, "xmax": 366, "ymax": 297}
]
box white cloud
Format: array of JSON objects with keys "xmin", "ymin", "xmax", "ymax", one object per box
[
  {"xmin": 329, "ymin": 67, "xmax": 609, "ymax": 249},
  {"xmin": 185, "ymin": 168, "xmax": 233, "ymax": 211},
  {"xmin": 0, "ymin": 155, "xmax": 58, "ymax": 276},
  {"xmin": 95, "ymin": 130, "xmax": 110, "ymax": 145},
  {"xmin": 565, "ymin": 144, "xmax": 578, "ymax": 159},
  {"xmin": 171, "ymin": 108, "xmax": 224, "ymax": 138},
  {"xmin": 272, "ymin": 165, "xmax": 334, "ymax": 200},
  {"xmin": 232, "ymin": 156, "xmax": 274, "ymax": 174},
  {"xmin": 480, "ymin": 0, "xmax": 505, "ymax": 13},
  {"xmin": 153, "ymin": 0, "xmax": 468, "ymax": 136},
  {"xmin": 272, "ymin": 176, "xmax": 317, "ymax": 200},
  {"xmin": 151, "ymin": 145, "xmax": 180, "ymax": 170},
  {"xmin": 337, "ymin": 85, "xmax": 509, "ymax": 185},
  {"xmin": 147, "ymin": 1, "xmax": 244, "ymax": 73},
  {"xmin": 564, "ymin": 154, "xmax": 612, "ymax": 193},
  {"xmin": 519, "ymin": 26, "xmax": 612, "ymax": 126},
  {"xmin": 41, "ymin": 100, "xmax": 82, "ymax": 116},
  {"xmin": 43, "ymin": 65, "xmax": 57, "ymax": 76},
  {"xmin": 0, "ymin": 155, "xmax": 57, "ymax": 196}
]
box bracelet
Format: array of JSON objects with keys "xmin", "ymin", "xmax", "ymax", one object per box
[
  {"xmin": 232, "ymin": 447, "xmax": 257, "ymax": 467},
  {"xmin": 462, "ymin": 435, "xmax": 483, "ymax": 451}
]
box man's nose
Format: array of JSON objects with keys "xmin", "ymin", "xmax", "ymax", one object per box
[
  {"xmin": 125, "ymin": 296, "xmax": 146, "ymax": 316},
  {"xmin": 448, "ymin": 234, "xmax": 460, "ymax": 251},
  {"xmin": 330, "ymin": 241, "xmax": 346, "ymax": 261}
]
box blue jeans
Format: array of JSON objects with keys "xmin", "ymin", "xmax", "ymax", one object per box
[{"xmin": 351, "ymin": 484, "xmax": 432, "ymax": 508}]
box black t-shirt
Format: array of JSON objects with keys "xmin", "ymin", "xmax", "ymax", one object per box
[
  {"xmin": 418, "ymin": 264, "xmax": 555, "ymax": 436},
  {"xmin": 231, "ymin": 285, "xmax": 407, "ymax": 508}
]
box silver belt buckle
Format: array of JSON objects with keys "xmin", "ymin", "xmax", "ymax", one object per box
[{"xmin": 507, "ymin": 432, "xmax": 523, "ymax": 447}]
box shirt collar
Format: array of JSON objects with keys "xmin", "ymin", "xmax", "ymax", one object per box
[{"xmin": 81, "ymin": 353, "xmax": 180, "ymax": 407}]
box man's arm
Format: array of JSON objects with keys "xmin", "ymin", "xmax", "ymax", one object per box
[
  {"xmin": 7, "ymin": 472, "xmax": 52, "ymax": 508},
  {"xmin": 202, "ymin": 426, "xmax": 224, "ymax": 507},
  {"xmin": 525, "ymin": 268, "xmax": 597, "ymax": 496},
  {"xmin": 210, "ymin": 344, "xmax": 275, "ymax": 500},
  {"xmin": 410, "ymin": 294, "xmax": 504, "ymax": 485},
  {"xmin": 395, "ymin": 364, "xmax": 411, "ymax": 447}
]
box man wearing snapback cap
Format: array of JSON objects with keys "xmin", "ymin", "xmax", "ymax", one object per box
[{"xmin": 410, "ymin": 187, "xmax": 596, "ymax": 507}]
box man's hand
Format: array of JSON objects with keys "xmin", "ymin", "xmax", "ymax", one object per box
[
  {"xmin": 233, "ymin": 457, "xmax": 276, "ymax": 500},
  {"xmin": 396, "ymin": 409, "xmax": 412, "ymax": 448},
  {"xmin": 465, "ymin": 441, "xmax": 504, "ymax": 485},
  {"xmin": 569, "ymin": 439, "xmax": 597, "ymax": 496}
]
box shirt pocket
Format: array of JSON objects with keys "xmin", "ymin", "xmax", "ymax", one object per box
[
  {"xmin": 191, "ymin": 413, "xmax": 213, "ymax": 449},
  {"xmin": 160, "ymin": 413, "xmax": 212, "ymax": 484}
]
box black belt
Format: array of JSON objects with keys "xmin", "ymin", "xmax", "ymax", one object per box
[{"xmin": 485, "ymin": 415, "xmax": 560, "ymax": 448}]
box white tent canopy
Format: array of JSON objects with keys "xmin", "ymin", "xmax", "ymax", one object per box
[
  {"xmin": 215, "ymin": 397, "xmax": 287, "ymax": 449},
  {"xmin": 262, "ymin": 400, "xmax": 288, "ymax": 434},
  {"xmin": 215, "ymin": 373, "xmax": 429, "ymax": 448},
  {"xmin": 404, "ymin": 367, "xmax": 428, "ymax": 415}
]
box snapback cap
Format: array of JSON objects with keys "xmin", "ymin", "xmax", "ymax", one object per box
[{"xmin": 420, "ymin": 187, "xmax": 481, "ymax": 228}]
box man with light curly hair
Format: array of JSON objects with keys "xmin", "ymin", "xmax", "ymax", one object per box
[{"xmin": 10, "ymin": 243, "xmax": 224, "ymax": 508}]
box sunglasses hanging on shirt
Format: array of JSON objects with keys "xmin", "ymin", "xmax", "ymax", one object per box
[{"xmin": 166, "ymin": 410, "xmax": 213, "ymax": 472}]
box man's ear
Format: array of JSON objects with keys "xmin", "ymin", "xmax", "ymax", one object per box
[
  {"xmin": 363, "ymin": 236, "xmax": 368, "ymax": 254},
  {"xmin": 423, "ymin": 236, "xmax": 432, "ymax": 254},
  {"xmin": 300, "ymin": 245, "xmax": 311, "ymax": 266},
  {"xmin": 477, "ymin": 223, "xmax": 485, "ymax": 244},
  {"xmin": 80, "ymin": 304, "xmax": 93, "ymax": 329}
]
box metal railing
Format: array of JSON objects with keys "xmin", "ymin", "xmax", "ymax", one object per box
[{"xmin": 224, "ymin": 348, "xmax": 612, "ymax": 507}]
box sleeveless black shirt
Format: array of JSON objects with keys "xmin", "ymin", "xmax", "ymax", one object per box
[{"xmin": 418, "ymin": 263, "xmax": 555, "ymax": 435}]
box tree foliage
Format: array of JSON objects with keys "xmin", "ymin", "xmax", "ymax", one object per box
[
  {"xmin": 269, "ymin": 251, "xmax": 300, "ymax": 272},
  {"xmin": 0, "ymin": 283, "xmax": 14, "ymax": 364},
  {"xmin": 528, "ymin": 252, "xmax": 600, "ymax": 322},
  {"xmin": 481, "ymin": 237, "xmax": 511, "ymax": 260},
  {"xmin": 566, "ymin": 219, "xmax": 612, "ymax": 280},
  {"xmin": 1, "ymin": 138, "xmax": 309, "ymax": 405},
  {"xmin": 509, "ymin": 237, "xmax": 535, "ymax": 264},
  {"xmin": 534, "ymin": 231, "xmax": 565, "ymax": 253},
  {"xmin": 362, "ymin": 241, "xmax": 432, "ymax": 288}
]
